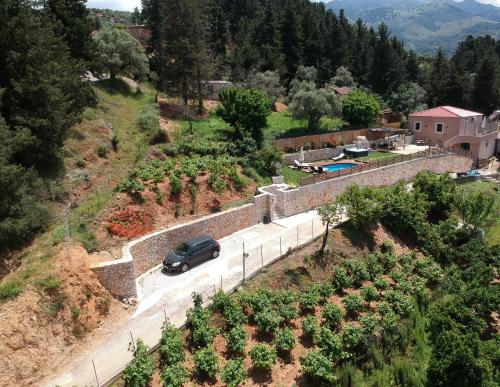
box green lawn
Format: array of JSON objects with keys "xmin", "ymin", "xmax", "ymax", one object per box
[
  {"xmin": 458, "ymin": 180, "xmax": 500, "ymax": 246},
  {"xmin": 282, "ymin": 166, "xmax": 309, "ymax": 187},
  {"xmin": 355, "ymin": 151, "xmax": 398, "ymax": 162},
  {"xmin": 176, "ymin": 109, "xmax": 345, "ymax": 141}
]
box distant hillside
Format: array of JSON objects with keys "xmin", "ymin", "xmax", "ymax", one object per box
[
  {"xmin": 88, "ymin": 8, "xmax": 134, "ymax": 29},
  {"xmin": 326, "ymin": 0, "xmax": 500, "ymax": 54}
]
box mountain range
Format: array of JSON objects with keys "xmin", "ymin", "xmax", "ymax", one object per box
[{"xmin": 325, "ymin": 0, "xmax": 500, "ymax": 54}]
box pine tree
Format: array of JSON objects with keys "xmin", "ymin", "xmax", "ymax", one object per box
[
  {"xmin": 428, "ymin": 48, "xmax": 450, "ymax": 107},
  {"xmin": 442, "ymin": 64, "xmax": 468, "ymax": 108},
  {"xmin": 406, "ymin": 50, "xmax": 420, "ymax": 82},
  {"xmin": 281, "ymin": 0, "xmax": 303, "ymax": 82},
  {"xmin": 472, "ymin": 57, "xmax": 500, "ymax": 114},
  {"xmin": 0, "ymin": 0, "xmax": 91, "ymax": 167},
  {"xmin": 43, "ymin": 0, "xmax": 96, "ymax": 66}
]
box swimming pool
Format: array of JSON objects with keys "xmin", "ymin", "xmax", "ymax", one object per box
[{"xmin": 321, "ymin": 163, "xmax": 359, "ymax": 173}]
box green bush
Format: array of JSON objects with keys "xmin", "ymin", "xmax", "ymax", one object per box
[
  {"xmin": 373, "ymin": 276, "xmax": 390, "ymax": 290},
  {"xmin": 250, "ymin": 343, "xmax": 277, "ymax": 371},
  {"xmin": 316, "ymin": 282, "xmax": 335, "ymax": 302},
  {"xmin": 322, "ymin": 303, "xmax": 344, "ymax": 329},
  {"xmin": 186, "ymin": 299, "xmax": 218, "ymax": 348},
  {"xmin": 229, "ymin": 166, "xmax": 247, "ymax": 191},
  {"xmin": 318, "ymin": 327, "xmax": 343, "ymax": 360},
  {"xmin": 194, "ymin": 347, "xmax": 219, "ymax": 378},
  {"xmin": 345, "ymin": 260, "xmax": 370, "ymax": 286},
  {"xmin": 220, "ymin": 359, "xmax": 247, "ymax": 387},
  {"xmin": 36, "ymin": 275, "xmax": 61, "ymax": 292},
  {"xmin": 415, "ymin": 258, "xmax": 443, "ymax": 284},
  {"xmin": 138, "ymin": 105, "xmax": 160, "ymax": 133},
  {"xmin": 342, "ymin": 89, "xmax": 381, "ymax": 126},
  {"xmin": 332, "ymin": 267, "xmax": 352, "ymax": 292},
  {"xmin": 302, "ymin": 315, "xmax": 320, "ymax": 340},
  {"xmin": 361, "ymin": 285, "xmax": 379, "ymax": 302},
  {"xmin": 300, "ymin": 350, "xmax": 336, "ymax": 384},
  {"xmin": 169, "ymin": 173, "xmax": 183, "ymax": 196},
  {"xmin": 359, "ymin": 313, "xmax": 378, "ymax": 335},
  {"xmin": 224, "ymin": 304, "xmax": 247, "ymax": 329},
  {"xmin": 274, "ymin": 327, "xmax": 296, "ymax": 353},
  {"xmin": 161, "ymin": 363, "xmax": 189, "ymax": 387},
  {"xmin": 123, "ymin": 339, "xmax": 153, "ymax": 387},
  {"xmin": 247, "ymin": 289, "xmax": 274, "ymax": 314},
  {"xmin": 384, "ymin": 290, "xmax": 414, "ymax": 317},
  {"xmin": 254, "ymin": 308, "xmax": 283, "ymax": 332},
  {"xmin": 212, "ymin": 289, "xmax": 231, "ymax": 312},
  {"xmin": 225, "ymin": 325, "xmax": 247, "ymax": 354},
  {"xmin": 378, "ymin": 302, "xmax": 399, "ymax": 331},
  {"xmin": 0, "ymin": 279, "xmax": 23, "ymax": 301},
  {"xmin": 97, "ymin": 144, "xmax": 108, "ymax": 158},
  {"xmin": 341, "ymin": 324, "xmax": 364, "ymax": 355},
  {"xmin": 367, "ymin": 254, "xmax": 384, "ymax": 278},
  {"xmin": 299, "ymin": 290, "xmax": 320, "ymax": 313},
  {"xmin": 159, "ymin": 322, "xmax": 184, "ymax": 366},
  {"xmin": 342, "ymin": 294, "xmax": 365, "ymax": 316}
]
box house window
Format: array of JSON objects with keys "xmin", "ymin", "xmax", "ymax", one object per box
[
  {"xmin": 414, "ymin": 122, "xmax": 421, "ymax": 131},
  {"xmin": 435, "ymin": 123, "xmax": 444, "ymax": 133}
]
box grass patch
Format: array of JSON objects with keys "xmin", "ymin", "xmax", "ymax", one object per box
[
  {"xmin": 220, "ymin": 196, "xmax": 254, "ymax": 211},
  {"xmin": 174, "ymin": 108, "xmax": 345, "ymax": 141},
  {"xmin": 0, "ymin": 280, "xmax": 23, "ymax": 301},
  {"xmin": 355, "ymin": 151, "xmax": 398, "ymax": 162},
  {"xmin": 458, "ymin": 180, "xmax": 500, "ymax": 245},
  {"xmin": 282, "ymin": 166, "xmax": 309, "ymax": 187}
]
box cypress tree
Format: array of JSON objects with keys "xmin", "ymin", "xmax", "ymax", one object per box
[{"xmin": 472, "ymin": 57, "xmax": 500, "ymax": 114}]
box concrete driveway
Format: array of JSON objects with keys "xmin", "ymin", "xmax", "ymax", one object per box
[{"xmin": 46, "ymin": 210, "xmax": 326, "ymax": 387}]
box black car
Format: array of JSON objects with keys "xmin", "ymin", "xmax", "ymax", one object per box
[{"xmin": 163, "ymin": 235, "xmax": 220, "ymax": 273}]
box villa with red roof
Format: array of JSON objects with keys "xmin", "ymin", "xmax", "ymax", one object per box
[{"xmin": 408, "ymin": 106, "xmax": 499, "ymax": 163}]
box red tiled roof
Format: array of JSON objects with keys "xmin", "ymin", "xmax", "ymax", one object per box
[
  {"xmin": 332, "ymin": 86, "xmax": 353, "ymax": 96},
  {"xmin": 409, "ymin": 106, "xmax": 483, "ymax": 118}
]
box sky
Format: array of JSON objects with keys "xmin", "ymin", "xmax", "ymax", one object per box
[{"xmin": 86, "ymin": 0, "xmax": 500, "ymax": 12}]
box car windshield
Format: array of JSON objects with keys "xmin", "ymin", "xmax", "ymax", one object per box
[{"xmin": 174, "ymin": 243, "xmax": 189, "ymax": 255}]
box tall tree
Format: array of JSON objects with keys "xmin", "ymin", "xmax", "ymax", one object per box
[
  {"xmin": 281, "ymin": 0, "xmax": 303, "ymax": 82},
  {"xmin": 43, "ymin": 0, "xmax": 96, "ymax": 66},
  {"xmin": 472, "ymin": 57, "xmax": 500, "ymax": 114},
  {"xmin": 428, "ymin": 48, "xmax": 450, "ymax": 107},
  {"xmin": 0, "ymin": 0, "xmax": 91, "ymax": 166},
  {"xmin": 442, "ymin": 64, "xmax": 469, "ymax": 108}
]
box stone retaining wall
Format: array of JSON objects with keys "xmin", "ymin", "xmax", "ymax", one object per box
[
  {"xmin": 91, "ymin": 153, "xmax": 472, "ymax": 298},
  {"xmin": 129, "ymin": 201, "xmax": 267, "ymax": 277},
  {"xmin": 91, "ymin": 255, "xmax": 137, "ymax": 298},
  {"xmin": 275, "ymin": 153, "xmax": 472, "ymax": 217}
]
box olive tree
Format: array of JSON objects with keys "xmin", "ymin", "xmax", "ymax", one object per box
[
  {"xmin": 318, "ymin": 202, "xmax": 342, "ymax": 254},
  {"xmin": 94, "ymin": 28, "xmax": 149, "ymax": 81}
]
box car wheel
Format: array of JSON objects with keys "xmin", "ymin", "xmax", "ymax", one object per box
[
  {"xmin": 181, "ymin": 263, "xmax": 189, "ymax": 272},
  {"xmin": 212, "ymin": 250, "xmax": 220, "ymax": 258}
]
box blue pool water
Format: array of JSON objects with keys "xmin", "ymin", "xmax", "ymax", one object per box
[{"xmin": 322, "ymin": 163, "xmax": 359, "ymax": 172}]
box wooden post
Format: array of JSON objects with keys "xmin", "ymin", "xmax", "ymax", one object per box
[{"xmin": 92, "ymin": 359, "xmax": 99, "ymax": 387}]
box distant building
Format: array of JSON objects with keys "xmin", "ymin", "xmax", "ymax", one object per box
[
  {"xmin": 408, "ymin": 106, "xmax": 500, "ymax": 162},
  {"xmin": 203, "ymin": 80, "xmax": 233, "ymax": 100},
  {"xmin": 331, "ymin": 86, "xmax": 353, "ymax": 98}
]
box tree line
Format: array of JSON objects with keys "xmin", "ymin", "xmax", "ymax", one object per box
[{"xmin": 142, "ymin": 0, "xmax": 500, "ymax": 114}]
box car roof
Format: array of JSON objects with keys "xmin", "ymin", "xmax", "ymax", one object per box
[{"xmin": 185, "ymin": 235, "xmax": 214, "ymax": 247}]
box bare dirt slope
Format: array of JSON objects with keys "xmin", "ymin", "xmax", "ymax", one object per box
[{"xmin": 0, "ymin": 246, "xmax": 129, "ymax": 387}]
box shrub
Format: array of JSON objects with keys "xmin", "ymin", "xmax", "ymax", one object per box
[
  {"xmin": 302, "ymin": 315, "xmax": 320, "ymax": 340},
  {"xmin": 250, "ymin": 344, "xmax": 276, "ymax": 371},
  {"xmin": 367, "ymin": 254, "xmax": 384, "ymax": 278},
  {"xmin": 161, "ymin": 363, "xmax": 189, "ymax": 387},
  {"xmin": 194, "ymin": 347, "xmax": 219, "ymax": 378},
  {"xmin": 380, "ymin": 240, "xmax": 395, "ymax": 255},
  {"xmin": 332, "ymin": 267, "xmax": 352, "ymax": 292},
  {"xmin": 220, "ymin": 359, "xmax": 247, "ymax": 387},
  {"xmin": 342, "ymin": 89, "xmax": 381, "ymax": 126},
  {"xmin": 97, "ymin": 144, "xmax": 108, "ymax": 158},
  {"xmin": 350, "ymin": 261, "xmax": 370, "ymax": 285},
  {"xmin": 384, "ymin": 290, "xmax": 414, "ymax": 317},
  {"xmin": 299, "ymin": 290, "xmax": 320, "ymax": 313},
  {"xmin": 255, "ymin": 308, "xmax": 282, "ymax": 332},
  {"xmin": 123, "ymin": 340, "xmax": 153, "ymax": 387},
  {"xmin": 186, "ymin": 299, "xmax": 218, "ymax": 348},
  {"xmin": 36, "ymin": 275, "xmax": 61, "ymax": 292},
  {"xmin": 359, "ymin": 313, "xmax": 378, "ymax": 335},
  {"xmin": 225, "ymin": 325, "xmax": 247, "ymax": 354},
  {"xmin": 247, "ymin": 289, "xmax": 274, "ymax": 314},
  {"xmin": 361, "ymin": 285, "xmax": 379, "ymax": 302},
  {"xmin": 322, "ymin": 303, "xmax": 344, "ymax": 329},
  {"xmin": 229, "ymin": 166, "xmax": 247, "ymax": 192},
  {"xmin": 300, "ymin": 350, "xmax": 336, "ymax": 384},
  {"xmin": 0, "ymin": 280, "xmax": 23, "ymax": 301},
  {"xmin": 379, "ymin": 302, "xmax": 399, "ymax": 331},
  {"xmin": 274, "ymin": 327, "xmax": 296, "ymax": 353},
  {"xmin": 342, "ymin": 294, "xmax": 365, "ymax": 316},
  {"xmin": 415, "ymin": 258, "xmax": 443, "ymax": 284},
  {"xmin": 399, "ymin": 252, "xmax": 417, "ymax": 274},
  {"xmin": 169, "ymin": 173, "xmax": 183, "ymax": 196},
  {"xmin": 389, "ymin": 269, "xmax": 406, "ymax": 283},
  {"xmin": 212, "ymin": 289, "xmax": 231, "ymax": 313},
  {"xmin": 159, "ymin": 322, "xmax": 184, "ymax": 366},
  {"xmin": 316, "ymin": 282, "xmax": 335, "ymax": 302},
  {"xmin": 317, "ymin": 327, "xmax": 343, "ymax": 360},
  {"xmin": 341, "ymin": 324, "xmax": 364, "ymax": 355},
  {"xmin": 138, "ymin": 105, "xmax": 160, "ymax": 133},
  {"xmin": 224, "ymin": 304, "xmax": 247, "ymax": 329},
  {"xmin": 373, "ymin": 276, "xmax": 390, "ymax": 290}
]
